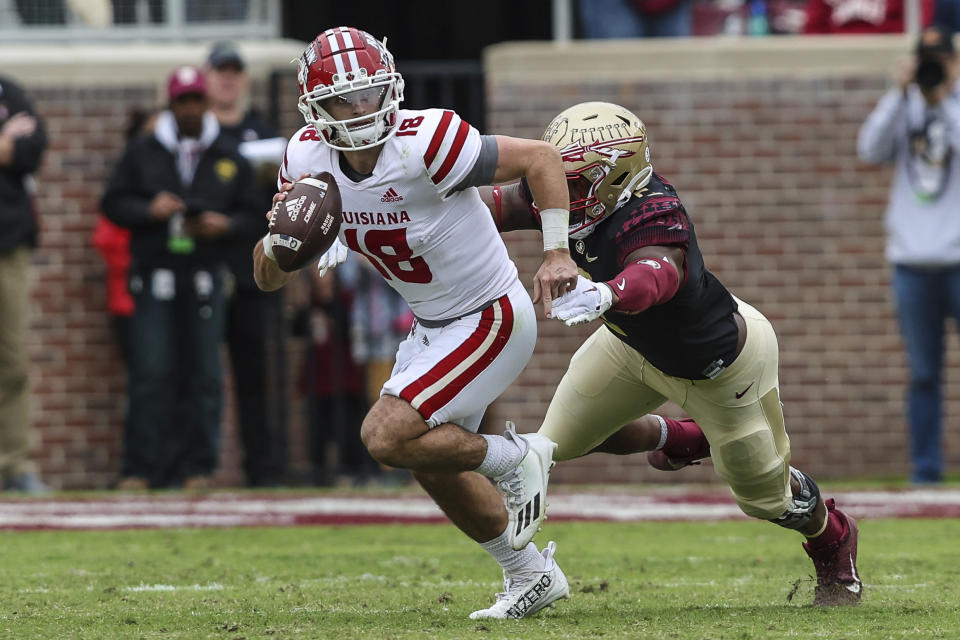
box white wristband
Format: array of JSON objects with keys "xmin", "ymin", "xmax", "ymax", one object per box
[
  {"xmin": 539, "ymin": 208, "xmax": 569, "ymax": 251},
  {"xmin": 261, "ymin": 233, "xmax": 276, "ymax": 261}
]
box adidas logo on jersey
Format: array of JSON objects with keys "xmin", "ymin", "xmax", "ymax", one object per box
[
  {"xmin": 380, "ymin": 187, "xmax": 403, "ymax": 203},
  {"xmin": 285, "ymin": 195, "xmax": 307, "ymax": 222}
]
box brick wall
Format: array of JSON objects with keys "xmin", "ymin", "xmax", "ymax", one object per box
[{"xmin": 8, "ymin": 36, "xmax": 958, "ymax": 488}]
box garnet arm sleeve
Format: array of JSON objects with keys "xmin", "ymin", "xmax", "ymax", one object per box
[{"xmin": 604, "ymin": 246, "xmax": 683, "ymax": 314}]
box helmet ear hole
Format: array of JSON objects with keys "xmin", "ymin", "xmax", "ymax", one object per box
[{"xmin": 610, "ymin": 171, "xmax": 629, "ymax": 187}]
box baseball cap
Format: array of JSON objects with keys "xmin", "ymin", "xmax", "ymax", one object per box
[
  {"xmin": 916, "ymin": 25, "xmax": 955, "ymax": 56},
  {"xmin": 167, "ymin": 65, "xmax": 207, "ymax": 100},
  {"xmin": 207, "ymin": 41, "xmax": 245, "ymax": 70}
]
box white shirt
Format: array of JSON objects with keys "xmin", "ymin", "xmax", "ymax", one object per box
[
  {"xmin": 857, "ymin": 83, "xmax": 960, "ymax": 266},
  {"xmin": 280, "ymin": 108, "xmax": 519, "ymax": 320}
]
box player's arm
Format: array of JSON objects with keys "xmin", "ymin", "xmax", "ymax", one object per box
[
  {"xmin": 253, "ymin": 177, "xmax": 304, "ymax": 291},
  {"xmin": 550, "ymin": 244, "xmax": 684, "ymax": 326},
  {"xmin": 490, "ymin": 135, "xmax": 578, "ymax": 313},
  {"xmin": 253, "ymin": 234, "xmax": 300, "ymax": 291},
  {"xmin": 605, "ymin": 245, "xmax": 684, "ymax": 312},
  {"xmin": 477, "ymin": 182, "xmax": 540, "ymax": 232}
]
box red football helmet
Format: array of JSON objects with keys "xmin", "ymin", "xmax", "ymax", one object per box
[{"xmin": 296, "ymin": 27, "xmax": 405, "ymax": 151}]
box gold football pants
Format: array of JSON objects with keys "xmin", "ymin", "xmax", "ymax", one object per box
[{"xmin": 540, "ymin": 298, "xmax": 792, "ymax": 520}]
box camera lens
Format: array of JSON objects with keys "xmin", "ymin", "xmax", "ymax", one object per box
[{"xmin": 916, "ymin": 58, "xmax": 945, "ymax": 89}]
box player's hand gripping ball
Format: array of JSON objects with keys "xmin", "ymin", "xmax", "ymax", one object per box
[{"xmin": 266, "ymin": 172, "xmax": 342, "ymax": 272}]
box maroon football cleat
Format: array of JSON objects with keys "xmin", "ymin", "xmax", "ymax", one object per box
[{"xmin": 802, "ymin": 499, "xmax": 863, "ymax": 606}]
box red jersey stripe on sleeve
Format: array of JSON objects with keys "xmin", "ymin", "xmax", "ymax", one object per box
[
  {"xmin": 424, "ymin": 110, "xmax": 454, "ymax": 168},
  {"xmin": 278, "ymin": 149, "xmax": 292, "ymax": 186},
  {"xmin": 430, "ymin": 119, "xmax": 470, "ymax": 186}
]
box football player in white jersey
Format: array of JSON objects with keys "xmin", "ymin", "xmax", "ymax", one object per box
[{"xmin": 252, "ymin": 27, "xmax": 576, "ymax": 619}]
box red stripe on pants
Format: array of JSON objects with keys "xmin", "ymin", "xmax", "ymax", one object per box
[{"xmin": 400, "ymin": 295, "xmax": 515, "ymax": 421}]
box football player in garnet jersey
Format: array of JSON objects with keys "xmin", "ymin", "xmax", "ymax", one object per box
[
  {"xmin": 480, "ymin": 102, "xmax": 863, "ymax": 607},
  {"xmin": 252, "ymin": 27, "xmax": 578, "ymax": 619}
]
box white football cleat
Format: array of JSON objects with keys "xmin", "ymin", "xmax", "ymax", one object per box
[
  {"xmin": 496, "ymin": 422, "xmax": 557, "ymax": 550},
  {"xmin": 469, "ymin": 541, "xmax": 570, "ymax": 620}
]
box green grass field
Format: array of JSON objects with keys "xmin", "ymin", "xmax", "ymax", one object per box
[{"xmin": 2, "ymin": 516, "xmax": 958, "ymax": 639}]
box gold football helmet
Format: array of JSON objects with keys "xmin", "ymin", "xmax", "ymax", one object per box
[{"xmin": 541, "ymin": 102, "xmax": 653, "ymax": 239}]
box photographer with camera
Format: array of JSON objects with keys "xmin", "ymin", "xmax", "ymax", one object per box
[
  {"xmin": 101, "ymin": 66, "xmax": 262, "ymax": 490},
  {"xmin": 858, "ymin": 26, "xmax": 960, "ymax": 484}
]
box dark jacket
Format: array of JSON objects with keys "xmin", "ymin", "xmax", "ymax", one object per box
[
  {"xmin": 218, "ymin": 110, "xmax": 279, "ymax": 290},
  {"xmin": 100, "ymin": 116, "xmax": 263, "ymax": 272},
  {"xmin": 0, "ymin": 76, "xmax": 48, "ymax": 253}
]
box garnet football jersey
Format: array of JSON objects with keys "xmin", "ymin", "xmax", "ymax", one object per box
[
  {"xmin": 570, "ymin": 174, "xmax": 739, "ymax": 379},
  {"xmin": 280, "ymin": 108, "xmax": 519, "ymax": 321}
]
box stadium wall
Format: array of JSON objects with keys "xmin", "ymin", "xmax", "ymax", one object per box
[{"xmin": 3, "ymin": 35, "xmax": 956, "ymax": 489}]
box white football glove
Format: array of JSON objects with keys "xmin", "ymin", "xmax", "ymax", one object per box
[
  {"xmin": 316, "ymin": 238, "xmax": 349, "ymax": 277},
  {"xmin": 551, "ymin": 276, "xmax": 613, "ymax": 326}
]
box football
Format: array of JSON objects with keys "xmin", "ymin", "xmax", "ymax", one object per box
[{"xmin": 267, "ymin": 172, "xmax": 342, "ymax": 272}]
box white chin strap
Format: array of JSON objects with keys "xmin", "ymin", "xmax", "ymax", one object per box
[{"xmin": 615, "ymin": 165, "xmax": 654, "ymax": 209}]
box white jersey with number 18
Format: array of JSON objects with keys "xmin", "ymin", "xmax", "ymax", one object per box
[{"xmin": 280, "ymin": 108, "xmax": 520, "ymax": 322}]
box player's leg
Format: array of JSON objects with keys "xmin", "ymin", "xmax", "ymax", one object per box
[
  {"xmin": 363, "ymin": 282, "xmax": 555, "ymax": 550},
  {"xmin": 591, "ymin": 414, "xmax": 711, "ymax": 469},
  {"xmin": 409, "ymin": 464, "xmax": 569, "ymax": 619},
  {"xmin": 361, "ymin": 395, "xmax": 488, "ymax": 472},
  {"xmin": 413, "ymin": 466, "xmax": 568, "ymax": 619},
  {"xmin": 539, "ymin": 326, "xmax": 669, "ymax": 461},
  {"xmin": 679, "ymin": 299, "xmax": 861, "ymax": 606},
  {"xmin": 361, "ymin": 283, "xmax": 538, "ymax": 475},
  {"xmin": 362, "ymin": 284, "xmax": 567, "ymax": 618}
]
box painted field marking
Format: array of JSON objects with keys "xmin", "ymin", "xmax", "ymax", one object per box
[{"xmin": 1, "ymin": 489, "xmax": 958, "ymax": 530}]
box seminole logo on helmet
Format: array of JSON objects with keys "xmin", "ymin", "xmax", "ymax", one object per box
[{"xmin": 559, "ymin": 136, "xmax": 645, "ymax": 164}]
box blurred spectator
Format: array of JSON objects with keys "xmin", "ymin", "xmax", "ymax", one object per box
[
  {"xmin": 205, "ymin": 41, "xmax": 287, "ymax": 487},
  {"xmin": 91, "ymin": 217, "xmax": 134, "ymax": 362},
  {"xmin": 101, "ymin": 65, "xmax": 262, "ymax": 490},
  {"xmin": 580, "ymin": 0, "xmax": 693, "ymax": 38},
  {"xmin": 857, "ymin": 26, "xmax": 960, "ymax": 484},
  {"xmin": 92, "ymin": 107, "xmax": 157, "ymax": 365},
  {"xmin": 339, "ymin": 257, "xmax": 414, "ymax": 487},
  {"xmin": 0, "ymin": 75, "xmax": 49, "ymax": 493},
  {"xmin": 690, "ymin": 0, "xmax": 805, "ymax": 35},
  {"xmin": 206, "ymin": 42, "xmax": 277, "ymax": 146},
  {"xmin": 298, "ymin": 262, "xmax": 377, "ymax": 486},
  {"xmin": 933, "ymin": 0, "xmax": 960, "ymax": 33},
  {"xmin": 340, "ymin": 256, "xmax": 414, "ymax": 415},
  {"xmin": 803, "ymin": 0, "xmax": 933, "ymax": 33}
]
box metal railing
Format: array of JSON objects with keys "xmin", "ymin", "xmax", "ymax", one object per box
[{"xmin": 0, "ymin": 0, "xmax": 279, "ymax": 40}]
